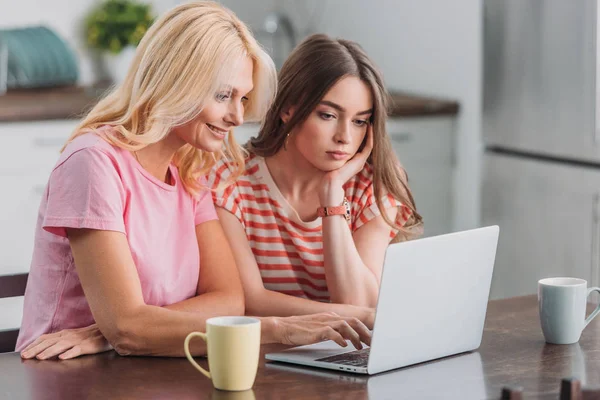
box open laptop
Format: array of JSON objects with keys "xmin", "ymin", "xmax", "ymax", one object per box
[{"xmin": 265, "ymin": 226, "xmax": 499, "ymax": 375}]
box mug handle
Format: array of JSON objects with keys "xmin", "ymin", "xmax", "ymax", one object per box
[
  {"xmin": 184, "ymin": 332, "xmax": 211, "ymax": 379},
  {"xmin": 584, "ymin": 287, "xmax": 600, "ymax": 329}
]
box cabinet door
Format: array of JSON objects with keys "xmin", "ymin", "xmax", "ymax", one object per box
[
  {"xmin": 388, "ymin": 117, "xmax": 455, "ymax": 237},
  {"xmin": 0, "ymin": 120, "xmax": 77, "ymax": 176},
  {"xmin": 0, "ymin": 120, "xmax": 75, "ymax": 274},
  {"xmin": 482, "ymin": 153, "xmax": 600, "ymax": 299}
]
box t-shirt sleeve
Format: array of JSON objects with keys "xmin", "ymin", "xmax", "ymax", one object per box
[
  {"xmin": 349, "ymin": 175, "xmax": 413, "ymax": 240},
  {"xmin": 43, "ymin": 147, "xmax": 126, "ymax": 237},
  {"xmin": 206, "ymin": 161, "xmax": 245, "ymax": 227},
  {"xmin": 194, "ymin": 177, "xmax": 218, "ymax": 226}
]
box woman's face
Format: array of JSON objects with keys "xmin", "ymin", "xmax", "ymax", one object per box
[
  {"xmin": 173, "ymin": 56, "xmax": 254, "ymax": 153},
  {"xmin": 287, "ymin": 76, "xmax": 373, "ymax": 172}
]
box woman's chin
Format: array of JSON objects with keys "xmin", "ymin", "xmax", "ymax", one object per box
[
  {"xmin": 315, "ymin": 159, "xmax": 347, "ymax": 172},
  {"xmin": 192, "ymin": 138, "xmax": 224, "ymax": 153}
]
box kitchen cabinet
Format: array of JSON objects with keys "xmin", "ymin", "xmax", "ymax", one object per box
[
  {"xmin": 482, "ymin": 153, "xmax": 600, "ymax": 300},
  {"xmin": 0, "ymin": 120, "xmax": 76, "ymax": 335},
  {"xmin": 0, "ymin": 120, "xmax": 77, "ymax": 274},
  {"xmin": 388, "ymin": 116, "xmax": 455, "ymax": 237}
]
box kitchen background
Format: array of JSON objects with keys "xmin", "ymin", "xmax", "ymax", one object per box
[{"xmin": 2, "ymin": 0, "xmax": 594, "ymax": 336}]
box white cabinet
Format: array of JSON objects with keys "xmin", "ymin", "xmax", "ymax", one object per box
[
  {"xmin": 0, "ymin": 120, "xmax": 76, "ymax": 333},
  {"xmin": 0, "ymin": 120, "xmax": 77, "ymax": 275},
  {"xmin": 482, "ymin": 153, "xmax": 600, "ymax": 300},
  {"xmin": 388, "ymin": 117, "xmax": 455, "ymax": 237}
]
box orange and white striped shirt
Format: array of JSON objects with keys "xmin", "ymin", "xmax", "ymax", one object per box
[{"xmin": 207, "ymin": 154, "xmax": 412, "ymax": 301}]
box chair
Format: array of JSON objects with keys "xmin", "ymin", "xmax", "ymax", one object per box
[
  {"xmin": 0, "ymin": 273, "xmax": 28, "ymax": 353},
  {"xmin": 501, "ymin": 386, "xmax": 524, "ymax": 399}
]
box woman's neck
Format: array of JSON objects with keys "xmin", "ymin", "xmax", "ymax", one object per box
[
  {"xmin": 265, "ymin": 147, "xmax": 325, "ymax": 202},
  {"xmin": 133, "ymin": 133, "xmax": 184, "ymax": 184}
]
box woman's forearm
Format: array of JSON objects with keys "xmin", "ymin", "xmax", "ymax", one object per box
[
  {"xmin": 245, "ymin": 288, "xmax": 373, "ymax": 326},
  {"xmin": 318, "ymin": 183, "xmax": 379, "ymax": 307},
  {"xmin": 321, "ymin": 214, "xmax": 380, "ymax": 307},
  {"xmin": 108, "ymin": 290, "xmax": 243, "ymax": 357}
]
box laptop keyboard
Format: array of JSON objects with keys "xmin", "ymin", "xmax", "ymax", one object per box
[{"xmin": 315, "ymin": 348, "xmax": 370, "ymax": 367}]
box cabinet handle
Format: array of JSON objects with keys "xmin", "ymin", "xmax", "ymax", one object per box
[
  {"xmin": 592, "ymin": 194, "xmax": 600, "ymax": 292},
  {"xmin": 390, "ymin": 132, "xmax": 412, "ymax": 143},
  {"xmin": 32, "ymin": 137, "xmax": 65, "ymax": 148}
]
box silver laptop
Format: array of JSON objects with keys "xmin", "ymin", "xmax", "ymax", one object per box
[{"xmin": 265, "ymin": 226, "xmax": 499, "ymax": 375}]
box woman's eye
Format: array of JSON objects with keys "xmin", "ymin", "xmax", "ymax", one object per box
[
  {"xmin": 216, "ymin": 93, "xmax": 231, "ymax": 102},
  {"xmin": 319, "ymin": 112, "xmax": 335, "ymax": 120},
  {"xmin": 241, "ymin": 96, "xmax": 249, "ymax": 103},
  {"xmin": 354, "ymin": 120, "xmax": 367, "ymax": 127}
]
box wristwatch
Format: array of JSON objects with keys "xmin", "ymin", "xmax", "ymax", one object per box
[{"xmin": 317, "ymin": 198, "xmax": 351, "ymax": 223}]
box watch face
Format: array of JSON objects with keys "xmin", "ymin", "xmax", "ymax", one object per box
[{"xmin": 344, "ymin": 198, "xmax": 351, "ymax": 223}]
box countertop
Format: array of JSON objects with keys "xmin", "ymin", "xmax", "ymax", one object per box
[
  {"xmin": 0, "ymin": 85, "xmax": 459, "ymax": 123},
  {"xmin": 1, "ymin": 296, "xmax": 599, "ymax": 399}
]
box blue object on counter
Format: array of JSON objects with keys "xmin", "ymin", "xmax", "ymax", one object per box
[{"xmin": 0, "ymin": 26, "xmax": 79, "ymax": 91}]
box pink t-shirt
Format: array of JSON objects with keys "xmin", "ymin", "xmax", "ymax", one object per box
[{"xmin": 16, "ymin": 130, "xmax": 217, "ymax": 351}]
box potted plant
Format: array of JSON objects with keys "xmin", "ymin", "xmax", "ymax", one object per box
[{"xmin": 85, "ymin": 0, "xmax": 154, "ymax": 83}]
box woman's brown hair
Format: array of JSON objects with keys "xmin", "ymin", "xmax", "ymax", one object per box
[{"xmin": 248, "ymin": 34, "xmax": 423, "ymax": 241}]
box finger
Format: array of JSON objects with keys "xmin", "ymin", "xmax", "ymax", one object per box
[
  {"xmin": 21, "ymin": 333, "xmax": 56, "ymax": 354},
  {"xmin": 21, "ymin": 337, "xmax": 45, "ymax": 356},
  {"xmin": 345, "ymin": 317, "xmax": 372, "ymax": 346},
  {"xmin": 310, "ymin": 312, "xmax": 340, "ymax": 322},
  {"xmin": 58, "ymin": 345, "xmax": 82, "ymax": 360},
  {"xmin": 21, "ymin": 338, "xmax": 60, "ymax": 359},
  {"xmin": 334, "ymin": 321, "xmax": 362, "ymax": 350},
  {"xmin": 319, "ymin": 327, "xmax": 347, "ymax": 348},
  {"xmin": 36, "ymin": 341, "xmax": 75, "ymax": 360}
]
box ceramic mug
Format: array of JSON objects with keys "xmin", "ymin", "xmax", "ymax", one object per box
[
  {"xmin": 184, "ymin": 316, "xmax": 261, "ymax": 391},
  {"xmin": 538, "ymin": 277, "xmax": 600, "ymax": 344}
]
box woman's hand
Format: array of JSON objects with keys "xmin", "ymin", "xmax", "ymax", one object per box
[
  {"xmin": 319, "ymin": 123, "xmax": 374, "ymax": 206},
  {"xmin": 261, "ymin": 312, "xmax": 372, "ymax": 350},
  {"xmin": 21, "ymin": 324, "xmax": 112, "ymax": 360}
]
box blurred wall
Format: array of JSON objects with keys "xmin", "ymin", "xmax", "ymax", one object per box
[{"xmin": 290, "ymin": 0, "xmax": 483, "ymax": 231}]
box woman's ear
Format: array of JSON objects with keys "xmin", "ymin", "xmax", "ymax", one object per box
[{"xmin": 280, "ymin": 106, "xmax": 296, "ymax": 123}]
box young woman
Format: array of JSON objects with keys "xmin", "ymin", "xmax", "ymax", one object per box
[
  {"xmin": 208, "ymin": 34, "xmax": 422, "ymax": 318},
  {"xmin": 17, "ymin": 2, "xmax": 371, "ymax": 360}
]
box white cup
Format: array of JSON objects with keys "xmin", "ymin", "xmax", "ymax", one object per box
[{"xmin": 538, "ymin": 277, "xmax": 600, "ymax": 344}]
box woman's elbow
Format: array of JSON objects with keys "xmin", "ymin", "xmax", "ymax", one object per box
[{"xmin": 105, "ymin": 319, "xmax": 145, "ymax": 356}]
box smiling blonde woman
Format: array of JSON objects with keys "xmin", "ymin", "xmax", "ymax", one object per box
[{"xmin": 17, "ymin": 1, "xmax": 371, "ymax": 360}]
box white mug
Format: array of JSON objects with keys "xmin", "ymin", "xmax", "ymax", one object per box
[{"xmin": 538, "ymin": 277, "xmax": 600, "ymax": 344}]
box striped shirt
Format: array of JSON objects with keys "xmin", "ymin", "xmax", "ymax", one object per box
[{"xmin": 207, "ymin": 154, "xmax": 412, "ymax": 301}]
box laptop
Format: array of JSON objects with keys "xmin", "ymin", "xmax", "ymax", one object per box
[{"xmin": 265, "ymin": 226, "xmax": 499, "ymax": 375}]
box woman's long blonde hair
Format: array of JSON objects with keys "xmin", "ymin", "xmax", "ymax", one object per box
[
  {"xmin": 249, "ymin": 34, "xmax": 423, "ymax": 241},
  {"xmin": 65, "ymin": 1, "xmax": 276, "ymax": 196}
]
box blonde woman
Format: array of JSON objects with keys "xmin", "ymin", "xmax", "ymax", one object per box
[
  {"xmin": 208, "ymin": 34, "xmax": 422, "ymax": 318},
  {"xmin": 18, "ymin": 3, "xmax": 370, "ymax": 360}
]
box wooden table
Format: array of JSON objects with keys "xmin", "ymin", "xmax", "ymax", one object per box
[{"xmin": 1, "ymin": 295, "xmax": 599, "ymax": 399}]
